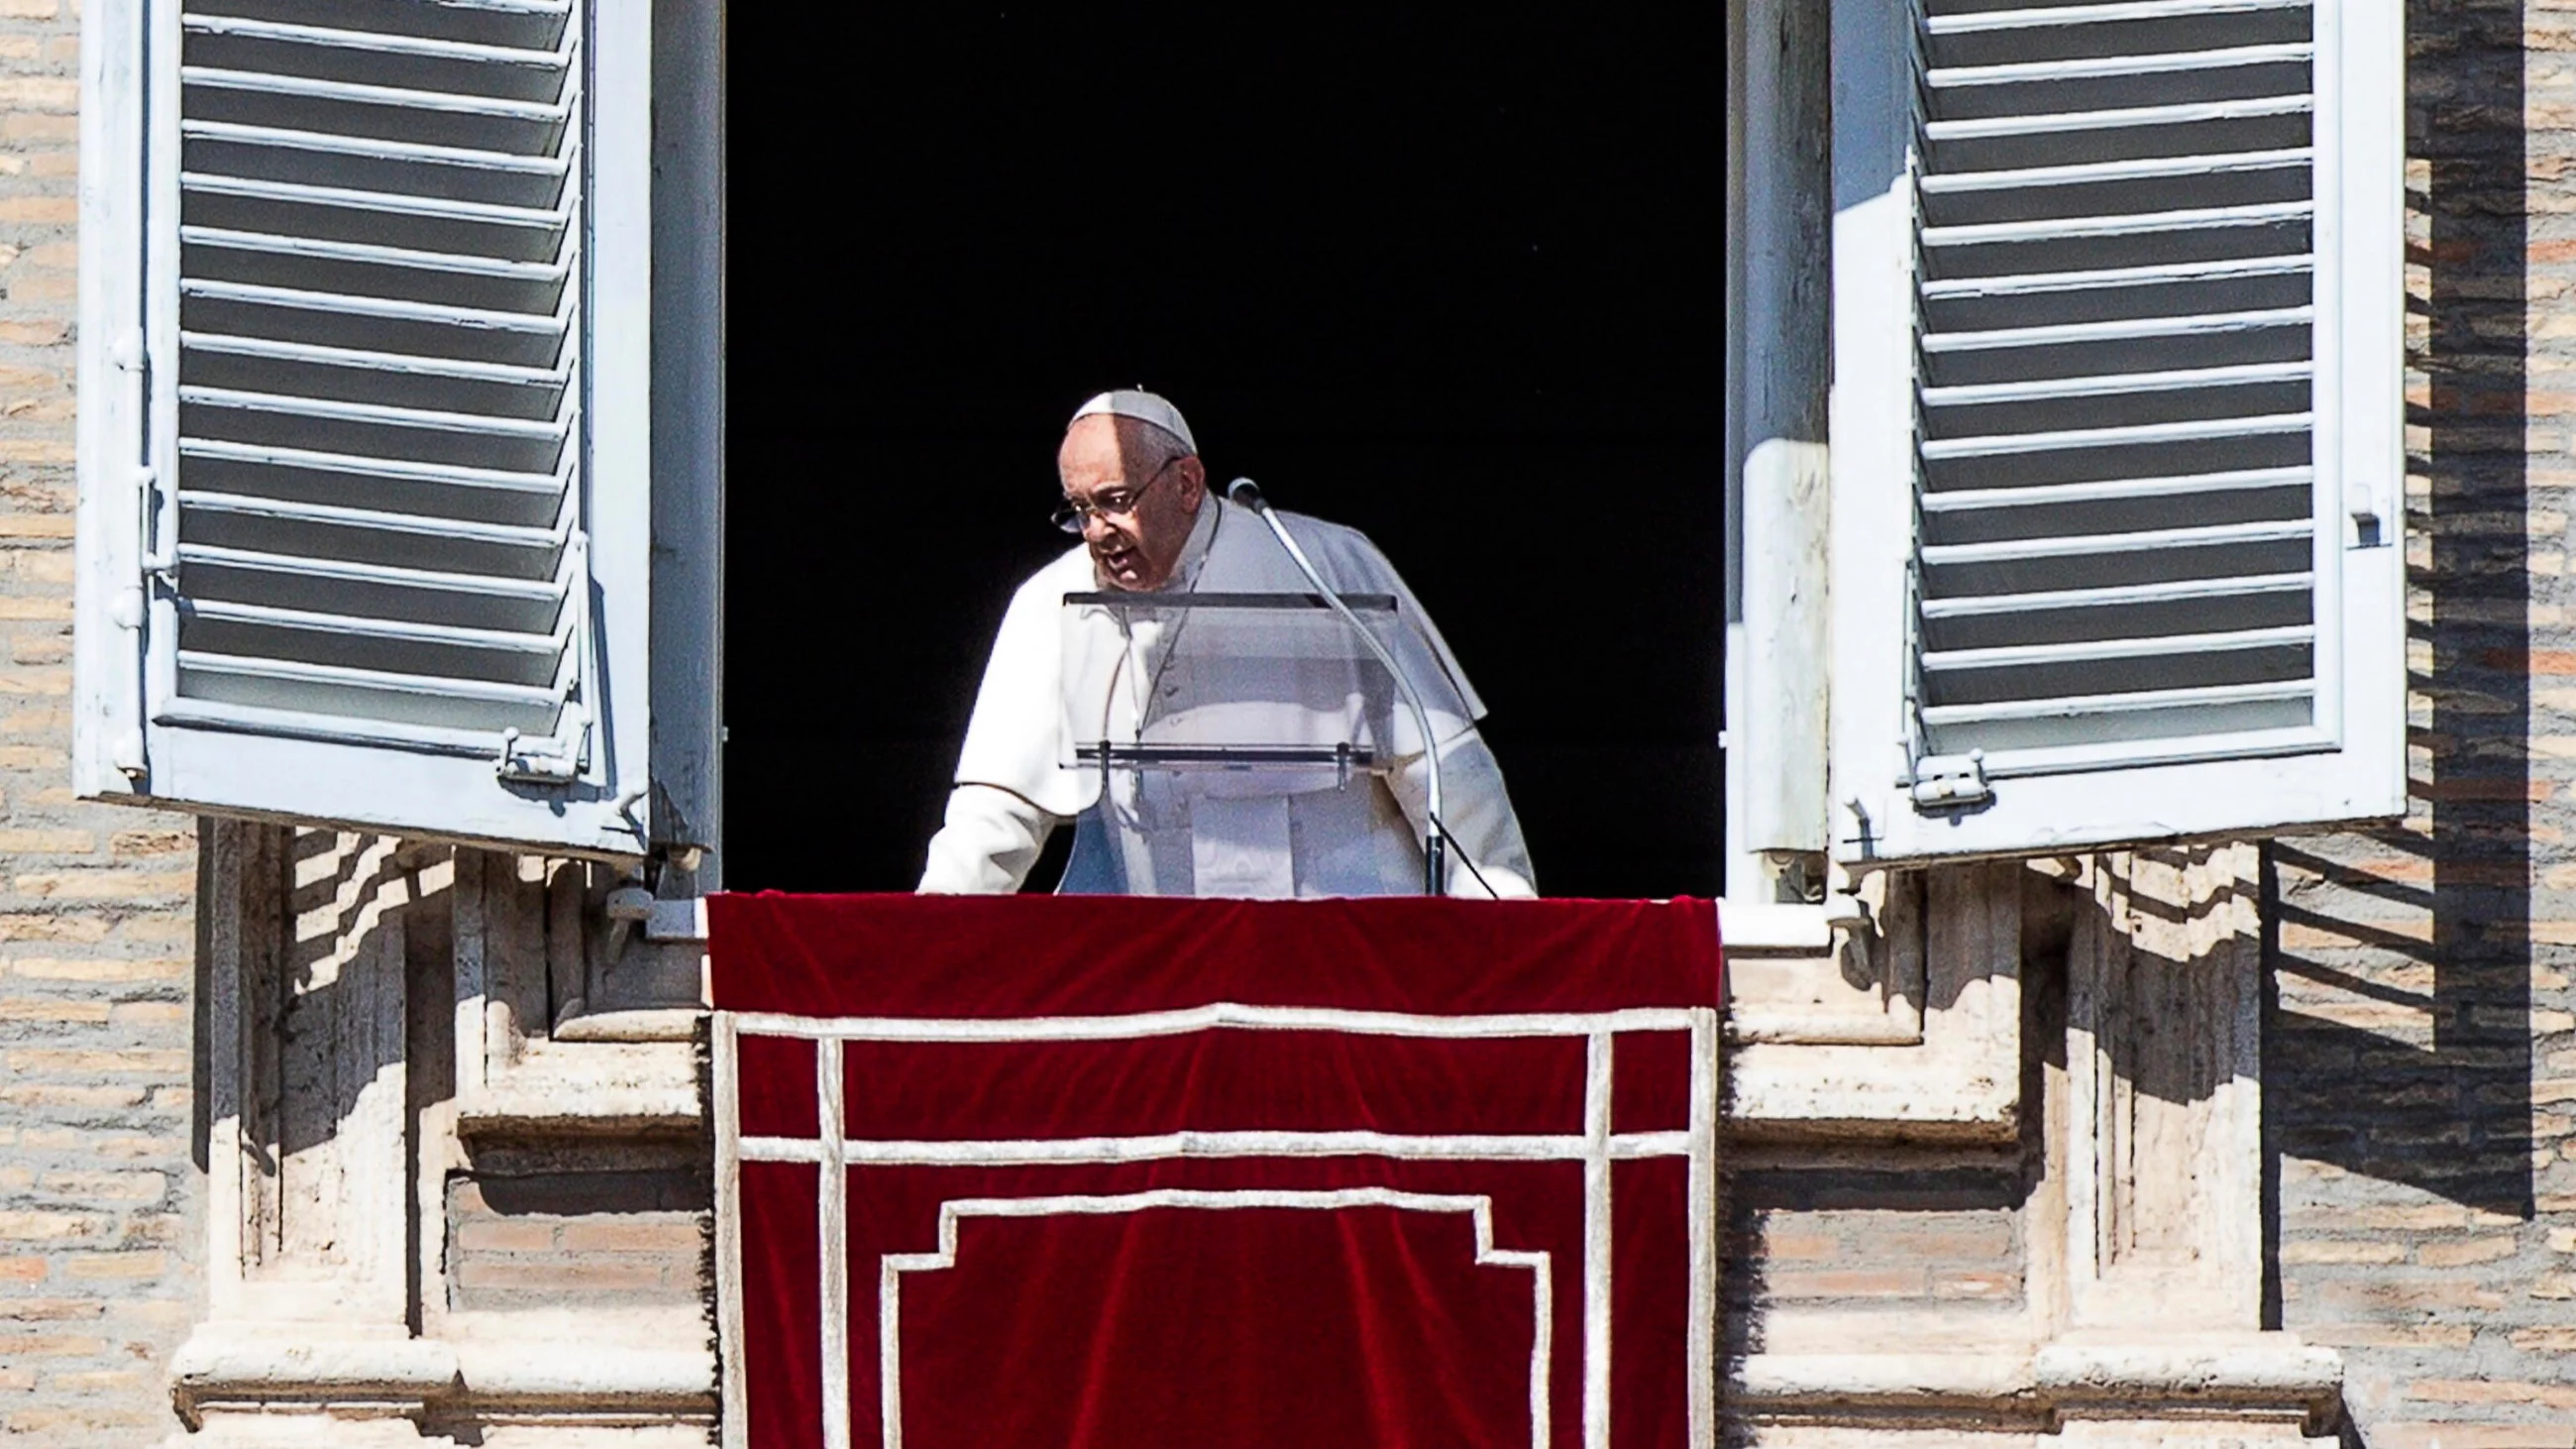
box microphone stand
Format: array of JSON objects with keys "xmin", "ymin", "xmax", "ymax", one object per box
[{"xmin": 1228, "ymin": 479, "xmax": 1448, "ymax": 895}]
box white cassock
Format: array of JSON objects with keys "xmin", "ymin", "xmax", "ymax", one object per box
[{"xmin": 918, "ymin": 495, "xmax": 1537, "ymax": 898}]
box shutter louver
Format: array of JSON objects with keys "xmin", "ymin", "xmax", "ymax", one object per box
[
  {"xmin": 167, "ymin": 0, "xmax": 591, "ymax": 778},
  {"xmin": 1911, "ymin": 0, "xmax": 2324, "ymax": 769},
  {"xmin": 1823, "ymin": 0, "xmax": 2403, "ymax": 861},
  {"xmin": 76, "ymin": 0, "xmax": 672, "ymax": 856}
]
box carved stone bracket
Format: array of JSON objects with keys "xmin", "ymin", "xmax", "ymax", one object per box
[
  {"xmin": 1728, "ymin": 862, "xmax": 2025, "ymax": 1138},
  {"xmin": 168, "ymin": 825, "xmax": 713, "ymax": 1446},
  {"xmin": 1727, "ymin": 845, "xmax": 2345, "ymax": 1446}
]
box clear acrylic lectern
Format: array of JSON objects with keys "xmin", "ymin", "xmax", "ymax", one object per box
[{"xmin": 1058, "ymin": 591, "xmax": 1469, "ymax": 783}]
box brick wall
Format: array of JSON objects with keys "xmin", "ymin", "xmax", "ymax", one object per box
[
  {"xmin": 446, "ymin": 1161, "xmax": 708, "ymax": 1315},
  {"xmin": 0, "ymin": 0, "xmax": 203, "ymax": 1442},
  {"xmin": 2264, "ymin": 0, "xmax": 2576, "ymax": 1440},
  {"xmin": 1724, "ymin": 1154, "xmax": 2026, "ymax": 1337}
]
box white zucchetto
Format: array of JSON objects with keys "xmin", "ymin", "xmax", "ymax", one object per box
[{"xmin": 1068, "ymin": 389, "xmax": 1197, "ymax": 455}]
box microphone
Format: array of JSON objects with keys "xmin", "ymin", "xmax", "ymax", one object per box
[{"xmin": 1227, "ymin": 478, "xmax": 1449, "ymax": 895}]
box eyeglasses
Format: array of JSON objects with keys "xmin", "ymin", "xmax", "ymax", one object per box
[{"xmin": 1050, "ymin": 456, "xmax": 1184, "ymax": 536}]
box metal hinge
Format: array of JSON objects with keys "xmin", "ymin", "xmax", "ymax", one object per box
[
  {"xmin": 1907, "ymin": 750, "xmax": 1993, "ymax": 811},
  {"xmin": 495, "ymin": 726, "xmax": 581, "ymax": 783}
]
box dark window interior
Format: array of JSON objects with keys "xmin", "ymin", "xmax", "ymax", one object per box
[{"xmin": 724, "ymin": 8, "xmax": 1723, "ymax": 897}]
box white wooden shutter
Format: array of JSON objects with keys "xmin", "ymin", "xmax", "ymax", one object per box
[
  {"xmin": 1828, "ymin": 0, "xmax": 2404, "ymax": 862},
  {"xmin": 75, "ymin": 0, "xmax": 662, "ymax": 856}
]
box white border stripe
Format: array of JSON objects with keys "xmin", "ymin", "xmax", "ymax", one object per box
[
  {"xmin": 740, "ymin": 1129, "xmax": 1697, "ymax": 1167},
  {"xmin": 712, "ymin": 1014, "xmax": 748, "ymax": 1449},
  {"xmin": 731, "ymin": 1002, "xmax": 1700, "ymax": 1042},
  {"xmin": 1686, "ymin": 1012, "xmax": 1719, "ymax": 1445},
  {"xmin": 815, "ymin": 1038, "xmax": 850, "ymax": 1449},
  {"xmin": 1581, "ymin": 1032, "xmax": 1614, "ymax": 1449},
  {"xmin": 880, "ymin": 1190, "xmax": 1554, "ymax": 1449}
]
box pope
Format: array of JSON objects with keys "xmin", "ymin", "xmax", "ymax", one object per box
[{"xmin": 917, "ymin": 390, "xmax": 1537, "ymax": 898}]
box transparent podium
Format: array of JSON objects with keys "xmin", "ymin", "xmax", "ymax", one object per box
[{"xmin": 1058, "ymin": 591, "xmax": 1473, "ymax": 895}]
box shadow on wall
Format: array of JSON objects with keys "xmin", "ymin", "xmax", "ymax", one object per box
[{"xmin": 2263, "ymin": 0, "xmax": 2536, "ymax": 1228}]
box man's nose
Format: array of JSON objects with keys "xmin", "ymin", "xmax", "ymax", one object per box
[{"xmin": 1081, "ymin": 510, "xmax": 1124, "ymax": 543}]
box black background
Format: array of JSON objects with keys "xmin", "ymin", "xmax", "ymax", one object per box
[{"xmin": 722, "ymin": 6, "xmax": 1725, "ymax": 897}]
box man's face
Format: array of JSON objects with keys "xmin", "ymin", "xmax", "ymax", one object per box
[{"xmin": 1057, "ymin": 415, "xmax": 1206, "ymax": 591}]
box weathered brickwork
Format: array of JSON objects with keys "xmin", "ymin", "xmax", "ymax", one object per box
[
  {"xmin": 0, "ymin": 0, "xmax": 205, "ymax": 1442},
  {"xmin": 446, "ymin": 1164, "xmax": 709, "ymax": 1314},
  {"xmin": 2265, "ymin": 0, "xmax": 2576, "ymax": 1440},
  {"xmin": 1725, "ymin": 1156, "xmax": 2026, "ymax": 1331}
]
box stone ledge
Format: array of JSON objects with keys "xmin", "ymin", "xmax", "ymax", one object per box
[
  {"xmin": 451, "ymin": 1340, "xmax": 714, "ymax": 1408},
  {"xmin": 1726, "ymin": 1040, "xmax": 2020, "ymax": 1140},
  {"xmin": 1732, "ymin": 1350, "xmax": 2038, "ymax": 1408},
  {"xmin": 453, "ymin": 1081, "xmax": 701, "ymax": 1136},
  {"xmin": 553, "ymin": 1006, "xmax": 705, "ymax": 1043},
  {"xmin": 1732, "ymin": 1333, "xmax": 2343, "ymax": 1434},
  {"xmin": 170, "ymin": 1325, "xmax": 714, "ymax": 1425},
  {"xmin": 2034, "ymin": 1335, "xmax": 2343, "ymax": 1412},
  {"xmin": 171, "ymin": 1326, "xmax": 460, "ymax": 1424}
]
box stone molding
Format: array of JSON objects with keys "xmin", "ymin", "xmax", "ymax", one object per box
[
  {"xmin": 1732, "ymin": 1333, "xmax": 2341, "ymax": 1434},
  {"xmin": 1728, "ymin": 846, "xmax": 2348, "ymax": 1446}
]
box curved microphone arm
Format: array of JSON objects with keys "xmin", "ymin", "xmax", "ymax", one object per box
[{"xmin": 1228, "ymin": 479, "xmax": 1447, "ymax": 895}]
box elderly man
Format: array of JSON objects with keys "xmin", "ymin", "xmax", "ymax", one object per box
[{"xmin": 918, "ymin": 390, "xmax": 1537, "ymax": 898}]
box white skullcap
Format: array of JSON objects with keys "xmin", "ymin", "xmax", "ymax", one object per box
[{"xmin": 1068, "ymin": 389, "xmax": 1197, "ymax": 455}]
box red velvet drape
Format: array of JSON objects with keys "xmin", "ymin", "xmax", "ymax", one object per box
[{"xmin": 714, "ymin": 894, "xmax": 1720, "ymax": 1448}]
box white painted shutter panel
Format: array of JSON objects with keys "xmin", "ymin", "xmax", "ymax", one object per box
[
  {"xmin": 75, "ymin": 0, "xmax": 658, "ymax": 856},
  {"xmin": 1829, "ymin": 0, "xmax": 2404, "ymax": 862}
]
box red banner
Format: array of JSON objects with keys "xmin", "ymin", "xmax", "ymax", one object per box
[{"xmin": 711, "ymin": 894, "xmax": 1721, "ymax": 1449}]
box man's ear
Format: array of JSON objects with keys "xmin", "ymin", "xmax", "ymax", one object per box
[{"xmin": 1175, "ymin": 455, "xmax": 1209, "ymax": 509}]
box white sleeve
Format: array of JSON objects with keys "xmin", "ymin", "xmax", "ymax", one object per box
[
  {"xmin": 918, "ymin": 784, "xmax": 1066, "ymax": 895},
  {"xmin": 1384, "ymin": 730, "xmax": 1538, "ymax": 899}
]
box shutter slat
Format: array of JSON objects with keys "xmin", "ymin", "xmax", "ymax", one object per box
[
  {"xmin": 1928, "ymin": 40, "xmax": 2310, "ymax": 86},
  {"xmin": 177, "ymin": 491, "xmax": 568, "ymax": 549},
  {"xmin": 1922, "ymin": 360, "xmax": 2309, "ymax": 406},
  {"xmin": 181, "ymin": 119, "xmax": 570, "ymax": 176},
  {"xmin": 1922, "ymin": 199, "xmax": 2311, "ymax": 247},
  {"xmin": 177, "ymin": 439, "xmax": 566, "ymax": 501},
  {"xmin": 153, "ymin": 700, "xmax": 515, "ymax": 757},
  {"xmin": 176, "ymin": 386, "xmax": 571, "ymax": 442},
  {"xmin": 1922, "ymin": 254, "xmax": 2308, "ymax": 298},
  {"xmin": 189, "ymin": 599, "xmax": 568, "ymax": 655},
  {"xmin": 1923, "ymin": 622, "xmax": 2312, "ymax": 671},
  {"xmin": 180, "ymin": 66, "xmax": 572, "ymax": 124},
  {"xmin": 174, "ymin": 543, "xmax": 569, "ymax": 605},
  {"xmin": 180, "ymin": 279, "xmax": 569, "ymax": 337},
  {"xmin": 1922, "ymin": 679, "xmax": 2313, "ymax": 726},
  {"xmin": 176, "ymin": 651, "xmax": 565, "ymax": 707},
  {"xmin": 1921, "ymin": 148, "xmax": 2310, "ymax": 195},
  {"xmin": 183, "ymin": 227, "xmax": 572, "ymax": 284},
  {"xmin": 177, "ymin": 170, "xmax": 572, "ymax": 231},
  {"xmin": 181, "ymin": 13, "xmax": 577, "ymax": 68},
  {"xmin": 1923, "ymin": 465, "xmax": 2312, "ymax": 510},
  {"xmin": 182, "ymin": 65, "xmax": 580, "ymax": 128},
  {"xmin": 1921, "ymin": 571, "xmax": 2313, "ymax": 616},
  {"xmin": 1927, "ymin": 0, "xmax": 2310, "ymax": 36},
  {"xmin": 1921, "ymin": 411, "xmax": 2314, "ymax": 461},
  {"xmin": 180, "ymin": 332, "xmax": 571, "ymax": 389},
  {"xmin": 1922, "ymin": 519, "xmax": 2312, "ymax": 566},
  {"xmin": 1923, "ymin": 94, "xmax": 2308, "ymax": 142},
  {"xmin": 1923, "ymin": 306, "xmax": 2311, "ymax": 351}
]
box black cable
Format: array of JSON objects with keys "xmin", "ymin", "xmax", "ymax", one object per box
[{"xmin": 1428, "ymin": 812, "xmax": 1503, "ymax": 900}]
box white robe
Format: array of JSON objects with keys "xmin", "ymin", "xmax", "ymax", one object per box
[{"xmin": 919, "ymin": 496, "xmax": 1537, "ymax": 898}]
